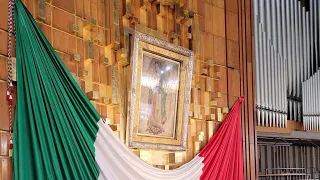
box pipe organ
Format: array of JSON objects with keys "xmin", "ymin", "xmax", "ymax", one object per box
[
  {"xmin": 254, "ymin": 0, "xmax": 320, "ymax": 129},
  {"xmin": 303, "ymin": 70, "xmax": 320, "ymax": 130}
]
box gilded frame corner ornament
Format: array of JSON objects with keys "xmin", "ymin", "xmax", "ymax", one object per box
[{"xmin": 128, "ymin": 31, "xmax": 194, "ymax": 151}]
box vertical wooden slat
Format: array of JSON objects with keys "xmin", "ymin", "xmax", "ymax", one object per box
[{"xmin": 237, "ymin": 0, "xmax": 256, "ymax": 177}]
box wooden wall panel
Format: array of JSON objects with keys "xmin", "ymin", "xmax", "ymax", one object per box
[
  {"xmin": 226, "ymin": 11, "xmax": 238, "ymax": 41},
  {"xmin": 204, "ymin": 4, "xmax": 213, "ymax": 34},
  {"xmin": 213, "ymin": 35, "xmax": 226, "ymax": 65},
  {"xmin": 0, "ymin": 31, "xmax": 8, "ymax": 56},
  {"xmin": 52, "ymin": 29, "xmax": 76, "ymax": 54},
  {"xmin": 0, "ymin": 56, "xmax": 7, "ymax": 81},
  {"xmin": 52, "ymin": 7, "xmax": 75, "ymax": 34},
  {"xmin": 226, "ymin": 0, "xmax": 238, "ymax": 13},
  {"xmin": 0, "ymin": 0, "xmax": 8, "ymax": 31},
  {"xmin": 237, "ymin": 0, "xmax": 256, "ymax": 178},
  {"xmin": 0, "ymin": 158, "xmax": 12, "ymax": 180},
  {"xmin": 212, "ymin": 0, "xmax": 224, "ymax": 9},
  {"xmin": 52, "ymin": 0, "xmax": 75, "ymax": 13},
  {"xmin": 212, "ymin": 6, "xmax": 225, "ymax": 37},
  {"xmin": 227, "ymin": 39, "xmax": 240, "ymax": 69},
  {"xmin": 75, "ymin": 0, "xmax": 84, "ymax": 17},
  {"xmin": 0, "ymin": 0, "xmax": 257, "ymax": 177}
]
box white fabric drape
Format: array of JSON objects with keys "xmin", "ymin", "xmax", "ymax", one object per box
[{"xmin": 94, "ymin": 120, "xmax": 204, "ymax": 180}]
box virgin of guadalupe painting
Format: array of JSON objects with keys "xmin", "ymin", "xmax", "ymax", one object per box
[
  {"xmin": 138, "ymin": 53, "xmax": 180, "ymax": 138},
  {"xmin": 128, "ymin": 31, "xmax": 194, "ymax": 151}
]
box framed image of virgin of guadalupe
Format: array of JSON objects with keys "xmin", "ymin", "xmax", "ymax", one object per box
[{"xmin": 128, "ymin": 31, "xmax": 194, "ymax": 151}]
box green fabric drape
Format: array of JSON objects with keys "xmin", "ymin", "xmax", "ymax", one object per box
[{"xmin": 13, "ymin": 0, "xmax": 100, "ymax": 179}]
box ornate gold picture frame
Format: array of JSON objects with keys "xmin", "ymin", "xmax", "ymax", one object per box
[{"xmin": 128, "ymin": 31, "xmax": 194, "ymax": 150}]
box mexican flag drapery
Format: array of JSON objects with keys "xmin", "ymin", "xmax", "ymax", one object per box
[{"xmin": 12, "ymin": 0, "xmax": 245, "ymax": 179}]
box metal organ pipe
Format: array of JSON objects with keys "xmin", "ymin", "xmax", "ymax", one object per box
[{"xmin": 254, "ymin": 0, "xmax": 320, "ymax": 130}]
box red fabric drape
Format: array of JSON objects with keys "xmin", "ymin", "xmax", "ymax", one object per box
[{"xmin": 199, "ymin": 97, "xmax": 245, "ymax": 180}]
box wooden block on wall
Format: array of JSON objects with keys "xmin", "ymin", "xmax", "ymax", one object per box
[
  {"xmin": 39, "ymin": 23, "xmax": 52, "ymax": 42},
  {"xmin": 201, "ymin": 121, "xmax": 207, "ymax": 146},
  {"xmin": 199, "ymin": 91, "xmax": 210, "ymax": 106},
  {"xmin": 213, "ymin": 35, "xmax": 226, "ymax": 65},
  {"xmin": 0, "ymin": 0, "xmax": 8, "ymax": 30},
  {"xmin": 206, "ymin": 77, "xmax": 213, "ymax": 92},
  {"xmin": 0, "ymin": 158, "xmax": 12, "ymax": 180},
  {"xmin": 213, "ymin": 0, "xmax": 225, "ymax": 8},
  {"xmin": 213, "ymin": 66, "xmax": 227, "ymax": 93},
  {"xmin": 52, "ymin": 0, "xmax": 75, "ymax": 13},
  {"xmin": 216, "ymin": 94, "xmax": 228, "ymax": 108},
  {"xmin": 139, "ymin": 8, "xmax": 148, "ymax": 27},
  {"xmin": 195, "ymin": 0, "xmax": 204, "ymax": 17},
  {"xmin": 216, "ymin": 108, "xmax": 222, "ymax": 121},
  {"xmin": 84, "ymin": 16, "xmax": 97, "ymax": 31},
  {"xmin": 227, "ymin": 68, "xmax": 240, "ymax": 97},
  {"xmin": 212, "ymin": 6, "xmax": 225, "ymax": 37},
  {"xmin": 92, "ymin": 62, "xmax": 100, "ymax": 82},
  {"xmin": 107, "ymin": 105, "xmax": 119, "ymax": 119},
  {"xmin": 226, "ymin": 0, "xmax": 238, "ymax": 13},
  {"xmin": 194, "ymin": 141, "xmax": 201, "ymax": 155},
  {"xmin": 104, "ymin": 47, "xmax": 116, "ymax": 66},
  {"xmin": 84, "ymin": 63, "xmax": 93, "ymax": 92},
  {"xmin": 100, "ymin": 65, "xmax": 108, "ymax": 84},
  {"xmin": 193, "ymin": 60, "xmax": 201, "ymax": 74},
  {"xmin": 117, "ymin": 48, "xmax": 129, "ymax": 66},
  {"xmin": 228, "ymin": 95, "xmax": 238, "ymax": 108},
  {"xmin": 226, "ymin": 11, "xmax": 238, "ymax": 41},
  {"xmin": 227, "ymin": 40, "xmax": 240, "ymax": 69},
  {"xmin": 75, "ymin": 17, "xmax": 84, "ymax": 38},
  {"xmin": 52, "ymin": 29, "xmax": 76, "ymax": 54},
  {"xmin": 0, "ymin": 56, "xmax": 7, "ymax": 81},
  {"xmin": 35, "ymin": 0, "xmax": 46, "ymax": 22},
  {"xmin": 84, "ymin": 40, "xmax": 95, "ymax": 61},
  {"xmin": 110, "ymin": 65, "xmax": 119, "ymax": 104},
  {"xmin": 75, "ymin": 0, "xmax": 84, "ymax": 17},
  {"xmin": 0, "ymin": 30, "xmax": 8, "ymax": 56},
  {"xmin": 187, "ymin": 125, "xmax": 193, "ymax": 148},
  {"xmin": 24, "ymin": 0, "xmax": 35, "ymax": 16},
  {"xmin": 109, "ymin": 124, "xmax": 120, "ymax": 131},
  {"xmin": 114, "ymin": 113, "xmax": 122, "ymax": 124},
  {"xmin": 199, "ymin": 31, "xmax": 206, "ymax": 61},
  {"xmin": 157, "ymin": 15, "xmax": 164, "ymax": 33},
  {"xmin": 98, "ymin": 27, "xmax": 106, "ymax": 46},
  {"xmin": 203, "ymin": 34, "xmax": 213, "ymax": 61},
  {"xmin": 84, "ymin": 0, "xmax": 91, "ymax": 19},
  {"xmin": 71, "ymin": 73, "xmax": 81, "ymax": 85},
  {"xmin": 101, "ymin": 104, "xmax": 108, "ymax": 118},
  {"xmin": 168, "ymin": 152, "xmax": 175, "ymax": 164},
  {"xmin": 204, "ymin": 3, "xmax": 213, "ymax": 34},
  {"xmin": 210, "ymin": 100, "xmax": 217, "ymax": 107},
  {"xmin": 206, "ymin": 113, "xmax": 215, "ymax": 121},
  {"xmin": 52, "ymin": 7, "xmax": 75, "ymax": 34},
  {"xmin": 91, "ymin": 0, "xmax": 98, "ymax": 22},
  {"xmin": 191, "ymin": 88, "xmax": 199, "ymax": 104},
  {"xmin": 0, "ymin": 133, "xmax": 9, "ymax": 156},
  {"xmin": 222, "ymin": 107, "xmax": 229, "ymax": 114},
  {"xmin": 101, "ymin": 95, "xmax": 111, "ymax": 104},
  {"xmin": 213, "ymin": 91, "xmax": 222, "ymax": 98},
  {"xmin": 0, "ymin": 82, "xmax": 16, "ymax": 131},
  {"xmin": 186, "ymin": 149, "xmax": 194, "ymax": 162},
  {"xmin": 140, "ymin": 150, "xmax": 152, "ymax": 163},
  {"xmin": 189, "ymin": 119, "xmax": 197, "ymax": 136},
  {"xmin": 123, "ymin": 0, "xmax": 133, "ymax": 18},
  {"xmin": 86, "ymin": 91, "xmax": 100, "ymax": 100},
  {"xmin": 149, "ymin": 3, "xmax": 157, "ymax": 30}
]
